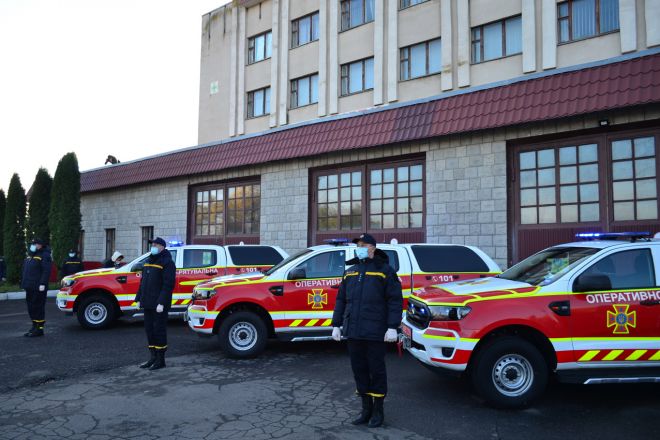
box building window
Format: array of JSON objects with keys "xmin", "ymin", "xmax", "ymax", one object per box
[
  {"xmin": 248, "ymin": 30, "xmax": 272, "ymax": 64},
  {"xmin": 192, "ymin": 181, "xmax": 260, "ymax": 240},
  {"xmin": 558, "ymin": 0, "xmax": 620, "ymax": 44},
  {"xmin": 472, "ymin": 15, "xmax": 522, "ymax": 64},
  {"xmin": 141, "ymin": 226, "xmax": 154, "ymax": 254},
  {"xmin": 400, "ymin": 0, "xmax": 429, "ymax": 9},
  {"xmin": 247, "ymin": 87, "xmax": 271, "ymax": 118},
  {"xmin": 400, "ymin": 38, "xmax": 441, "ymax": 81},
  {"xmin": 105, "ymin": 228, "xmax": 115, "ymax": 260},
  {"xmin": 227, "ymin": 183, "xmax": 261, "ymax": 235},
  {"xmin": 313, "ymin": 160, "xmax": 424, "ymax": 234},
  {"xmin": 611, "ymin": 136, "xmax": 657, "ymax": 221},
  {"xmin": 340, "ymin": 0, "xmax": 375, "ymax": 31},
  {"xmin": 519, "ymin": 143, "xmax": 600, "ymax": 224},
  {"xmin": 340, "ymin": 57, "xmax": 374, "ymax": 96},
  {"xmin": 290, "ymin": 73, "xmax": 319, "ymax": 108},
  {"xmin": 291, "ymin": 12, "xmax": 320, "ymax": 48}
]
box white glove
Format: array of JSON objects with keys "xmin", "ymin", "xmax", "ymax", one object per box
[
  {"xmin": 331, "ymin": 327, "xmax": 342, "ymax": 341},
  {"xmin": 38, "ymin": 285, "xmax": 45, "ymax": 292},
  {"xmin": 384, "ymin": 328, "xmax": 398, "ymax": 342},
  {"xmin": 135, "ymin": 301, "xmax": 140, "ymax": 309},
  {"xmin": 156, "ymin": 304, "xmax": 164, "ymax": 313}
]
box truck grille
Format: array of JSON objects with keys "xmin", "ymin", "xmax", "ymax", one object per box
[{"xmin": 406, "ymin": 298, "xmax": 430, "ymax": 329}]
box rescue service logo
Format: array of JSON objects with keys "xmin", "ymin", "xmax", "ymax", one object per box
[
  {"xmin": 607, "ymin": 304, "xmax": 637, "ymax": 334},
  {"xmin": 308, "ymin": 289, "xmax": 328, "ymax": 309}
]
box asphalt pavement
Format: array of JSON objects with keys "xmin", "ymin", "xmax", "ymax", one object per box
[{"xmin": 0, "ymin": 299, "xmax": 658, "ymax": 439}]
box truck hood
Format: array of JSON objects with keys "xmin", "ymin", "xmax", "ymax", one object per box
[
  {"xmin": 413, "ymin": 276, "xmax": 537, "ymax": 305},
  {"xmin": 188, "ymin": 272, "xmax": 267, "ymax": 289},
  {"xmin": 69, "ymin": 268, "xmax": 115, "ymax": 279}
]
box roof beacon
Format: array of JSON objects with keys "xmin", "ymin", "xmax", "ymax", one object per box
[
  {"xmin": 575, "ymin": 232, "xmax": 651, "ymax": 242},
  {"xmin": 324, "ymin": 238, "xmax": 350, "ymax": 246},
  {"xmin": 168, "ymin": 240, "xmax": 185, "ymax": 247}
]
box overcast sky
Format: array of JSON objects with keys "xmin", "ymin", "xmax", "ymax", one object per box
[{"xmin": 0, "ymin": 0, "xmax": 229, "ymax": 194}]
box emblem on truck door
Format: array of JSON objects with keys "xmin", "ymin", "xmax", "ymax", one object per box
[
  {"xmin": 607, "ymin": 304, "xmax": 636, "ymax": 334},
  {"xmin": 308, "ymin": 289, "xmax": 328, "ymax": 309}
]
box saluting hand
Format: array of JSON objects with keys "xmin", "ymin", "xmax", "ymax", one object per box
[
  {"xmin": 384, "ymin": 328, "xmax": 398, "ymax": 342},
  {"xmin": 156, "ymin": 304, "xmax": 164, "ymax": 313},
  {"xmin": 332, "ymin": 327, "xmax": 342, "ymax": 341}
]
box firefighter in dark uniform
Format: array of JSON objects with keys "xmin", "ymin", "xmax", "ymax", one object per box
[
  {"xmin": 21, "ymin": 238, "xmax": 53, "ymax": 337},
  {"xmin": 332, "ymin": 233, "xmax": 403, "ymax": 428},
  {"xmin": 59, "ymin": 249, "xmax": 84, "ymax": 278},
  {"xmin": 135, "ymin": 237, "xmax": 175, "ymax": 370}
]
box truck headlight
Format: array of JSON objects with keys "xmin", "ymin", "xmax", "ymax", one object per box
[
  {"xmin": 193, "ymin": 287, "xmax": 215, "ymax": 300},
  {"xmin": 428, "ymin": 305, "xmax": 471, "ymax": 321},
  {"xmin": 61, "ymin": 278, "xmax": 75, "ymax": 288}
]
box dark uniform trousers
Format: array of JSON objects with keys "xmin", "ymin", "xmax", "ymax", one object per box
[
  {"xmin": 26, "ymin": 289, "xmax": 47, "ymax": 324},
  {"xmin": 144, "ymin": 309, "xmax": 168, "ymax": 349},
  {"xmin": 347, "ymin": 339, "xmax": 388, "ymax": 397}
]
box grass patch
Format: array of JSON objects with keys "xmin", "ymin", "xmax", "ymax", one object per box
[{"xmin": 0, "ymin": 282, "xmax": 60, "ymax": 293}]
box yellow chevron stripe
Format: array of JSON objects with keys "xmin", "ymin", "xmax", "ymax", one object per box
[
  {"xmin": 579, "ymin": 350, "xmax": 600, "ymax": 361},
  {"xmin": 321, "ymin": 319, "xmax": 332, "ymax": 326},
  {"xmin": 290, "ymin": 320, "xmax": 303, "ymax": 327},
  {"xmin": 602, "ymin": 350, "xmax": 623, "ymax": 361},
  {"xmin": 649, "ymin": 350, "xmax": 660, "ymax": 361},
  {"xmin": 305, "ymin": 319, "xmax": 319, "ymax": 327},
  {"xmin": 181, "ymin": 299, "xmax": 191, "ymax": 305},
  {"xmin": 626, "ymin": 350, "xmax": 647, "ymax": 361}
]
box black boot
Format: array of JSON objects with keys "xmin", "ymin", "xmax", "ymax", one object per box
[
  {"xmin": 23, "ymin": 322, "xmax": 37, "ymax": 337},
  {"xmin": 351, "ymin": 394, "xmax": 373, "ymax": 425},
  {"xmin": 367, "ymin": 397, "xmax": 384, "ymax": 428},
  {"xmin": 139, "ymin": 348, "xmax": 156, "ymax": 369},
  {"xmin": 149, "ymin": 349, "xmax": 166, "ymax": 370},
  {"xmin": 25, "ymin": 322, "xmax": 44, "ymax": 337}
]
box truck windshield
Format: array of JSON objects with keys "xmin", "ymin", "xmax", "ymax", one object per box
[
  {"xmin": 497, "ymin": 246, "xmax": 599, "ymax": 286},
  {"xmin": 264, "ymin": 249, "xmax": 313, "ymax": 276}
]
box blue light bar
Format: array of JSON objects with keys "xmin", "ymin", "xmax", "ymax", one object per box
[
  {"xmin": 575, "ymin": 232, "xmax": 650, "ymax": 240},
  {"xmin": 323, "ymin": 238, "xmax": 350, "ymax": 246},
  {"xmin": 168, "ymin": 240, "xmax": 185, "ymax": 247}
]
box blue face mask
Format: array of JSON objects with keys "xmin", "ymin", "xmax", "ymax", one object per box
[
  {"xmin": 29, "ymin": 244, "xmax": 37, "ymax": 253},
  {"xmin": 68, "ymin": 253, "xmax": 76, "ymax": 258},
  {"xmin": 355, "ymin": 247, "xmax": 369, "ymax": 260},
  {"xmin": 150, "ymin": 246, "xmax": 159, "ymax": 255}
]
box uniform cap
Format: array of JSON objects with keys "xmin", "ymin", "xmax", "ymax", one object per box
[
  {"xmin": 148, "ymin": 237, "xmax": 167, "ymax": 247},
  {"xmin": 352, "ymin": 233, "xmax": 377, "ymax": 246}
]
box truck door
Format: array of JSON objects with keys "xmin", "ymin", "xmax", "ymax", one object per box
[
  {"xmin": 281, "ymin": 249, "xmax": 347, "ymax": 331},
  {"xmin": 175, "ymin": 248, "xmax": 225, "ymax": 308},
  {"xmin": 570, "ymin": 247, "xmax": 660, "ymax": 365}
]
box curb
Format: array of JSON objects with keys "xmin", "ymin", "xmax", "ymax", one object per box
[{"xmin": 0, "ymin": 290, "xmax": 59, "ymax": 301}]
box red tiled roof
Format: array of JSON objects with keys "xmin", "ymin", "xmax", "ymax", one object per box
[{"xmin": 81, "ymin": 53, "xmax": 660, "ymax": 193}]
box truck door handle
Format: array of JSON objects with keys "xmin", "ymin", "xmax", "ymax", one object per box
[
  {"xmin": 116, "ymin": 276, "xmax": 127, "ymax": 284},
  {"xmin": 269, "ymin": 285, "xmax": 284, "ymax": 296},
  {"xmin": 640, "ymin": 300, "xmax": 660, "ymax": 306},
  {"xmin": 549, "ymin": 301, "xmax": 570, "ymax": 316}
]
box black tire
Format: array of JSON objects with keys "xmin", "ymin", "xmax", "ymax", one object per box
[
  {"xmin": 470, "ymin": 336, "xmax": 548, "ymax": 409},
  {"xmin": 218, "ymin": 311, "xmax": 268, "ymax": 359},
  {"xmin": 76, "ymin": 294, "xmax": 117, "ymax": 330}
]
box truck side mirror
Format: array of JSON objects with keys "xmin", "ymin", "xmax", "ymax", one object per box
[
  {"xmin": 132, "ymin": 263, "xmax": 144, "ymax": 272},
  {"xmin": 573, "ymin": 274, "xmax": 611, "ymax": 293},
  {"xmin": 288, "ymin": 268, "xmax": 306, "ymax": 280}
]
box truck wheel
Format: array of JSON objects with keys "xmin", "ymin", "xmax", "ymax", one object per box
[
  {"xmin": 77, "ymin": 295, "xmax": 116, "ymax": 330},
  {"xmin": 218, "ymin": 311, "xmax": 267, "ymax": 359},
  {"xmin": 470, "ymin": 336, "xmax": 548, "ymax": 409}
]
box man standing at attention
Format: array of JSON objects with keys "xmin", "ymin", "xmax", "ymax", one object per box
[
  {"xmin": 332, "ymin": 233, "xmax": 403, "ymax": 428},
  {"xmin": 135, "ymin": 237, "xmax": 175, "ymax": 370}
]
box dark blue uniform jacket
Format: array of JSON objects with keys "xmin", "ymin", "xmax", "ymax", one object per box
[
  {"xmin": 135, "ymin": 249, "xmax": 176, "ymax": 310},
  {"xmin": 332, "ymin": 250, "xmax": 403, "ymax": 341},
  {"xmin": 20, "ymin": 248, "xmax": 53, "ymax": 290}
]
